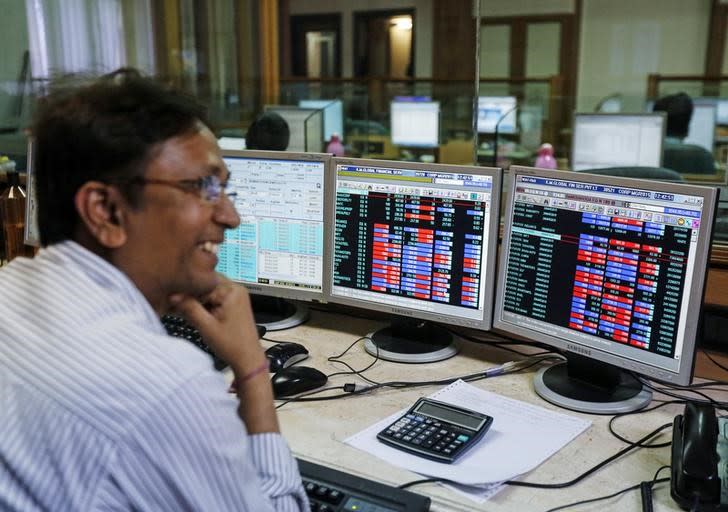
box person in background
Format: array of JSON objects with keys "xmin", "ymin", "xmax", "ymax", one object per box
[
  {"xmin": 0, "ymin": 69, "xmax": 308, "ymax": 511},
  {"xmin": 246, "ymin": 111, "xmax": 290, "ymax": 151},
  {"xmin": 652, "ymin": 92, "xmax": 716, "ymax": 174}
]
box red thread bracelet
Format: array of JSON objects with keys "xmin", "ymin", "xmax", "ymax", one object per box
[{"xmin": 238, "ymin": 360, "xmax": 270, "ymax": 384}]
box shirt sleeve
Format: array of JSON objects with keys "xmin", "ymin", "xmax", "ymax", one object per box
[{"xmin": 97, "ymin": 371, "xmax": 308, "ymax": 512}]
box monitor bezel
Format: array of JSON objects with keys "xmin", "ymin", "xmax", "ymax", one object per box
[
  {"xmin": 571, "ymin": 112, "xmax": 667, "ymax": 171},
  {"xmin": 219, "ymin": 149, "xmax": 333, "ymax": 304},
  {"xmin": 23, "ymin": 137, "xmax": 40, "ymax": 247},
  {"xmin": 325, "ymin": 157, "xmax": 502, "ymax": 331},
  {"xmin": 493, "ymin": 165, "xmax": 718, "ymax": 386}
]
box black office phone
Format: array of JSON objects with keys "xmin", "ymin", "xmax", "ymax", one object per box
[{"xmin": 670, "ymin": 402, "xmax": 726, "ymax": 511}]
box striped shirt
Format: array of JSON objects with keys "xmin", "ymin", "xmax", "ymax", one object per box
[{"xmin": 0, "ymin": 241, "xmax": 308, "ymax": 511}]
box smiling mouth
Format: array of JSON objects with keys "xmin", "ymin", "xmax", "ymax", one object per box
[{"xmin": 200, "ymin": 241, "xmax": 220, "ymax": 255}]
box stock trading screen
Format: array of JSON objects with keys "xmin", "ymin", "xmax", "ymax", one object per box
[
  {"xmin": 332, "ymin": 164, "xmax": 494, "ymax": 319},
  {"xmin": 502, "ymin": 176, "xmax": 704, "ymax": 367}
]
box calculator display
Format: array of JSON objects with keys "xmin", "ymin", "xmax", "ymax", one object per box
[{"xmin": 415, "ymin": 401, "xmax": 484, "ymax": 430}]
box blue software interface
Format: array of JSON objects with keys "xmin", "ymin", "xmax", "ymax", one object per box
[
  {"xmin": 501, "ymin": 175, "xmax": 706, "ymax": 373},
  {"xmin": 331, "ymin": 162, "xmax": 495, "ymax": 321},
  {"xmin": 217, "ymin": 156, "xmax": 325, "ymax": 292}
]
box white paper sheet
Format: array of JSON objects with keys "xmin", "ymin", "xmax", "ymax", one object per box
[{"xmin": 345, "ymin": 380, "xmax": 591, "ymax": 486}]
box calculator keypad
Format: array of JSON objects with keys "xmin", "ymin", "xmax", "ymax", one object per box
[{"xmin": 378, "ymin": 413, "xmax": 474, "ymax": 463}]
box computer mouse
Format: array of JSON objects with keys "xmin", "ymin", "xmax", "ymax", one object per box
[
  {"xmin": 271, "ymin": 366, "xmax": 327, "ymax": 398},
  {"xmin": 265, "ymin": 342, "xmax": 310, "ymax": 372}
]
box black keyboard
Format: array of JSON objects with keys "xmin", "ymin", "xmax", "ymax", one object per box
[
  {"xmin": 297, "ymin": 458, "xmax": 430, "ymax": 512},
  {"xmin": 161, "ymin": 315, "xmax": 228, "ymax": 370}
]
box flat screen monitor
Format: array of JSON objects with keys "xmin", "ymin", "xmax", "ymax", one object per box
[
  {"xmin": 390, "ymin": 101, "xmax": 440, "ymax": 148},
  {"xmin": 477, "ymin": 96, "xmax": 517, "ymax": 134},
  {"xmin": 327, "ymin": 157, "xmax": 501, "ymax": 362},
  {"xmin": 264, "ymin": 106, "xmax": 324, "ymax": 152},
  {"xmin": 685, "ymin": 101, "xmax": 716, "ymax": 152},
  {"xmin": 217, "ymin": 150, "xmax": 331, "ymax": 329},
  {"xmin": 299, "ymin": 99, "xmax": 344, "ymax": 143},
  {"xmin": 571, "ymin": 113, "xmax": 665, "ymax": 171},
  {"xmin": 494, "ymin": 166, "xmax": 718, "ymax": 413},
  {"xmin": 716, "ymin": 99, "xmax": 728, "ymax": 125}
]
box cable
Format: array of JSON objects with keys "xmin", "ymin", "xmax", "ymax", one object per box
[
  {"xmin": 637, "ymin": 376, "xmax": 728, "ymax": 411},
  {"xmin": 275, "ymin": 385, "xmax": 347, "ymax": 409},
  {"xmin": 703, "ymin": 348, "xmax": 728, "ymax": 374},
  {"xmin": 397, "ymin": 477, "xmax": 463, "ymax": 490},
  {"xmin": 276, "ymin": 354, "xmax": 562, "ymax": 405},
  {"xmin": 607, "ymin": 400, "xmax": 684, "ymax": 447},
  {"xmin": 506, "ymin": 422, "xmax": 671, "ymax": 489}
]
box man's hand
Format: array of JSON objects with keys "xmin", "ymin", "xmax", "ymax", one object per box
[{"xmin": 168, "ymin": 275, "xmax": 266, "ymax": 375}]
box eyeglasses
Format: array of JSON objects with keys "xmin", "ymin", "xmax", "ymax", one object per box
[{"xmin": 116, "ymin": 174, "xmax": 237, "ymax": 203}]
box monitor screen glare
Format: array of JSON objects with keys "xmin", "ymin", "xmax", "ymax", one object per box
[
  {"xmin": 329, "ymin": 159, "xmax": 501, "ymax": 334},
  {"xmin": 477, "ymin": 96, "xmax": 517, "ymax": 134},
  {"xmin": 390, "ymin": 101, "xmax": 440, "ymax": 148},
  {"xmin": 217, "ymin": 151, "xmax": 328, "ymax": 301},
  {"xmin": 571, "ymin": 113, "xmax": 665, "ymax": 171},
  {"xmin": 494, "ymin": 167, "xmax": 717, "ymax": 412}
]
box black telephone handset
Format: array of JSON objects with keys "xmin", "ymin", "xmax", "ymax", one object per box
[{"xmin": 671, "ymin": 402, "xmax": 724, "ymax": 511}]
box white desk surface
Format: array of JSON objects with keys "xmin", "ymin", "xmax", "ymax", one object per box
[{"xmin": 257, "ymin": 308, "xmax": 721, "ymax": 512}]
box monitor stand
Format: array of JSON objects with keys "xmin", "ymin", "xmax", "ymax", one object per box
[
  {"xmin": 533, "ymin": 353, "xmax": 652, "ymax": 414},
  {"xmin": 364, "ymin": 318, "xmax": 458, "ymax": 363},
  {"xmin": 251, "ymin": 296, "xmax": 309, "ymax": 331}
]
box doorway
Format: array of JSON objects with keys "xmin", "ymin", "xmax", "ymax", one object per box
[
  {"xmin": 353, "ymin": 9, "xmax": 415, "ymax": 78},
  {"xmin": 290, "ymin": 14, "xmax": 341, "ymax": 78}
]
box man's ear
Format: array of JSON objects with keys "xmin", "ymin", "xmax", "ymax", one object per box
[{"xmin": 74, "ymin": 182, "xmax": 129, "ymax": 249}]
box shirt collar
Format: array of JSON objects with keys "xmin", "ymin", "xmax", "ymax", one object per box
[{"xmin": 43, "ymin": 241, "xmax": 165, "ymax": 335}]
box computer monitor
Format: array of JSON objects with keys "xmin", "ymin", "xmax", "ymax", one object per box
[
  {"xmin": 264, "ymin": 106, "xmax": 325, "ymax": 152},
  {"xmin": 477, "ymin": 96, "xmax": 517, "ymax": 134},
  {"xmin": 217, "ymin": 150, "xmax": 331, "ymax": 329},
  {"xmin": 390, "ymin": 101, "xmax": 440, "ymax": 148},
  {"xmin": 299, "ymin": 99, "xmax": 345, "ymax": 143},
  {"xmin": 716, "ymin": 99, "xmax": 728, "ymax": 125},
  {"xmin": 494, "ymin": 166, "xmax": 718, "ymax": 413},
  {"xmin": 571, "ymin": 113, "xmax": 666, "ymax": 171},
  {"xmin": 685, "ymin": 100, "xmax": 716, "ymax": 152},
  {"xmin": 327, "ymin": 157, "xmax": 501, "ymax": 362}
]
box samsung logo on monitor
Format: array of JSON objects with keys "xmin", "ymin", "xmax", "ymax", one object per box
[
  {"xmin": 566, "ymin": 343, "xmax": 591, "ymax": 357},
  {"xmin": 391, "ymin": 308, "xmax": 414, "ymax": 317},
  {"xmin": 247, "ymin": 285, "xmax": 263, "ymax": 292}
]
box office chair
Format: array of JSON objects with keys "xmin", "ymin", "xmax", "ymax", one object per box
[
  {"xmin": 574, "ymin": 166, "xmax": 685, "ymax": 181},
  {"xmin": 663, "ymin": 143, "xmax": 717, "ymax": 175}
]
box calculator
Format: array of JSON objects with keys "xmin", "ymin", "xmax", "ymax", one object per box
[{"xmin": 376, "ymin": 398, "xmax": 494, "ymax": 464}]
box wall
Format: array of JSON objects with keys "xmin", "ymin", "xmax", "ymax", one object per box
[
  {"xmin": 0, "ymin": 1, "xmax": 29, "ymax": 125},
  {"xmin": 577, "ymin": 0, "xmax": 711, "ymax": 111},
  {"xmin": 288, "ymin": 0, "xmax": 433, "ymax": 78}
]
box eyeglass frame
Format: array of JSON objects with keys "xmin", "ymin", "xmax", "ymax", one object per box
[{"xmin": 108, "ymin": 173, "xmax": 237, "ymax": 203}]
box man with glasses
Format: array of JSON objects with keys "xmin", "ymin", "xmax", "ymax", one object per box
[{"xmin": 0, "ymin": 70, "xmax": 308, "ymax": 511}]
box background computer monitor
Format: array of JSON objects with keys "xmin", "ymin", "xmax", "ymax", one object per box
[
  {"xmin": 493, "ymin": 166, "xmax": 717, "ymax": 413},
  {"xmin": 264, "ymin": 106, "xmax": 324, "ymax": 152},
  {"xmin": 299, "ymin": 99, "xmax": 345, "ymax": 143},
  {"xmin": 685, "ymin": 100, "xmax": 716, "ymax": 152},
  {"xmin": 390, "ymin": 101, "xmax": 440, "ymax": 148},
  {"xmin": 477, "ymin": 96, "xmax": 517, "ymax": 134},
  {"xmin": 326, "ymin": 157, "xmax": 501, "ymax": 362},
  {"xmin": 571, "ymin": 113, "xmax": 665, "ymax": 171},
  {"xmin": 217, "ymin": 149, "xmax": 331, "ymax": 329}
]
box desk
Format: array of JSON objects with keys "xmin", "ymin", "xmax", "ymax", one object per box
[{"xmin": 260, "ymin": 308, "xmax": 718, "ymax": 511}]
